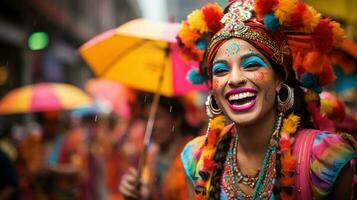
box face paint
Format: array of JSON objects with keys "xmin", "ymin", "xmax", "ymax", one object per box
[
  {"xmin": 212, "ymin": 78, "xmax": 219, "ymax": 90},
  {"xmin": 240, "ymin": 53, "xmax": 268, "ymax": 69},
  {"xmin": 253, "ymin": 70, "xmax": 268, "ymax": 82},
  {"xmin": 212, "ymin": 61, "xmax": 230, "ymax": 75},
  {"xmin": 225, "ymin": 42, "xmax": 240, "ymax": 57}
]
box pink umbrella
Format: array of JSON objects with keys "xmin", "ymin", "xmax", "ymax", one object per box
[{"xmin": 85, "ymin": 78, "xmax": 132, "ymax": 119}]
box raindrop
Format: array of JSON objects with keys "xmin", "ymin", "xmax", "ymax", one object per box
[
  {"xmin": 172, "ymin": 125, "xmax": 175, "ymax": 133},
  {"xmin": 169, "ymin": 105, "xmax": 172, "ymax": 113},
  {"xmin": 94, "ymin": 115, "xmax": 98, "ymax": 122}
]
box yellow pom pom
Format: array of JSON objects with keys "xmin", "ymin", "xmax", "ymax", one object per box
[
  {"xmin": 211, "ymin": 115, "xmax": 225, "ymax": 131},
  {"xmin": 320, "ymin": 99, "xmax": 333, "ymax": 115},
  {"xmin": 301, "ymin": 5, "xmax": 321, "ymax": 33},
  {"xmin": 330, "ymin": 21, "xmax": 346, "ymax": 46},
  {"xmin": 281, "ymin": 113, "xmax": 300, "ymax": 135},
  {"xmin": 187, "ymin": 10, "xmax": 208, "ymax": 33},
  {"xmin": 274, "ymin": 0, "xmax": 297, "ymax": 25},
  {"xmin": 178, "ymin": 22, "xmax": 200, "ymax": 47}
]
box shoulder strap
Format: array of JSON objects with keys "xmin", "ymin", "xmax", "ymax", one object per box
[{"xmin": 293, "ymin": 129, "xmax": 319, "ymax": 200}]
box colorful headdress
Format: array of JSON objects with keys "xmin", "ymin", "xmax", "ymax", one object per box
[
  {"xmin": 177, "ymin": 1, "xmax": 347, "ymax": 199},
  {"xmin": 177, "ymin": 0, "xmax": 345, "ymax": 93}
]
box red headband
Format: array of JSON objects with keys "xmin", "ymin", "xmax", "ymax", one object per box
[{"xmin": 206, "ymin": 18, "xmax": 290, "ymax": 79}]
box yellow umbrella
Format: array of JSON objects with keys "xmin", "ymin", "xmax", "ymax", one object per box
[
  {"xmin": 79, "ymin": 18, "xmax": 206, "ymax": 97},
  {"xmin": 0, "ymin": 82, "xmax": 92, "ymax": 114}
]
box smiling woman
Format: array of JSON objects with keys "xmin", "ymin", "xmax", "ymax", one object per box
[{"xmin": 177, "ymin": 0, "xmax": 357, "ymax": 199}]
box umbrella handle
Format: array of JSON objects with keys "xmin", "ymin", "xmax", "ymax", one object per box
[
  {"xmin": 137, "ymin": 91, "xmax": 161, "ymax": 180},
  {"xmin": 136, "ymin": 44, "xmax": 169, "ymax": 181}
]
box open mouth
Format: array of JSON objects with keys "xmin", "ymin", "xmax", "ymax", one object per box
[{"xmin": 226, "ymin": 89, "xmax": 257, "ymax": 112}]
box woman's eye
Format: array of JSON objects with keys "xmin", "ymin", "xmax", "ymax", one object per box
[
  {"xmin": 242, "ymin": 63, "xmax": 261, "ymax": 69},
  {"xmin": 212, "ymin": 63, "xmax": 230, "ymax": 75},
  {"xmin": 240, "ymin": 56, "xmax": 267, "ymax": 69}
]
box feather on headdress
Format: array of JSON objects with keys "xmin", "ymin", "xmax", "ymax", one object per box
[{"xmin": 177, "ymin": 0, "xmax": 345, "ymax": 91}]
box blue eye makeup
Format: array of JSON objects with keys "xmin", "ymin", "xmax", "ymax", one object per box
[
  {"xmin": 240, "ymin": 53, "xmax": 268, "ymax": 69},
  {"xmin": 212, "ymin": 61, "xmax": 230, "ymax": 75}
]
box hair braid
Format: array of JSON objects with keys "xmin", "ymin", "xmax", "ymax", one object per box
[{"xmin": 208, "ymin": 132, "xmax": 233, "ymax": 200}]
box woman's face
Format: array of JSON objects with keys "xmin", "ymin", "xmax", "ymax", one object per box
[
  {"xmin": 144, "ymin": 105, "xmax": 177, "ymax": 145},
  {"xmin": 211, "ymin": 38, "xmax": 281, "ymax": 125}
]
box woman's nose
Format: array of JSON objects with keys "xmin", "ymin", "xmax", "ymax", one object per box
[{"xmin": 228, "ymin": 67, "xmax": 246, "ymax": 87}]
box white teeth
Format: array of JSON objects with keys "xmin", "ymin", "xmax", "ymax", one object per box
[{"xmin": 228, "ymin": 92, "xmax": 256, "ymax": 101}]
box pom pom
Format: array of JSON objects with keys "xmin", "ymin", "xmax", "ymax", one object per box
[
  {"xmin": 274, "ymin": 0, "xmax": 297, "ymax": 25},
  {"xmin": 264, "ymin": 13, "xmax": 280, "ymax": 32},
  {"xmin": 330, "ymin": 21, "xmax": 345, "ymax": 46},
  {"xmin": 187, "ymin": 10, "xmax": 208, "ymax": 33},
  {"xmin": 254, "ymin": 0, "xmax": 278, "ymax": 17},
  {"xmin": 320, "ymin": 98, "xmax": 333, "ymax": 115},
  {"xmin": 300, "ymin": 73, "xmax": 322, "ymax": 93},
  {"xmin": 281, "ymin": 175, "xmax": 296, "ymax": 186},
  {"xmin": 181, "ymin": 46, "xmax": 204, "ymax": 61},
  {"xmin": 196, "ymin": 38, "xmax": 208, "ymax": 50},
  {"xmin": 187, "ymin": 68, "xmax": 207, "ymax": 84},
  {"xmin": 202, "ymin": 3, "xmax": 224, "ymax": 33},
  {"xmin": 302, "ymin": 51, "xmax": 325, "ymax": 74},
  {"xmin": 279, "ymin": 137, "xmax": 293, "ymax": 149},
  {"xmin": 178, "ymin": 22, "xmax": 201, "ymax": 47},
  {"xmin": 301, "ymin": 5, "xmax": 321, "ymax": 32},
  {"xmin": 207, "ymin": 129, "xmax": 219, "ymax": 147},
  {"xmin": 281, "ymin": 154, "xmax": 296, "ymax": 170},
  {"xmin": 319, "ymin": 64, "xmax": 336, "ymax": 85},
  {"xmin": 307, "ymin": 102, "xmax": 335, "ymax": 131},
  {"xmin": 312, "ymin": 19, "xmax": 334, "ymax": 53},
  {"xmin": 289, "ymin": 2, "xmax": 306, "ymax": 30},
  {"xmin": 300, "ymin": 73, "xmax": 319, "ymax": 88},
  {"xmin": 320, "ymin": 93, "xmax": 345, "ymax": 122},
  {"xmin": 281, "ymin": 113, "xmax": 300, "ymax": 134},
  {"xmin": 311, "ymin": 85, "xmax": 322, "ymax": 94},
  {"xmin": 210, "ymin": 115, "xmax": 225, "ymax": 132}
]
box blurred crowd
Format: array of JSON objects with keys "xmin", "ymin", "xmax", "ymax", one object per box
[{"xmin": 0, "ymin": 90, "xmax": 208, "ymax": 200}]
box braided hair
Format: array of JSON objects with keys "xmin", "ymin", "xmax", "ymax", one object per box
[{"xmin": 208, "ymin": 131, "xmax": 233, "ymax": 199}]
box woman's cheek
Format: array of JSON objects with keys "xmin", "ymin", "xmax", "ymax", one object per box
[
  {"xmin": 212, "ymin": 77, "xmax": 220, "ymax": 90},
  {"xmin": 246, "ymin": 70, "xmax": 269, "ymax": 83}
]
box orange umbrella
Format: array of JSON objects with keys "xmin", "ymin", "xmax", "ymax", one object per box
[{"xmin": 0, "ymin": 82, "xmax": 92, "ymax": 114}]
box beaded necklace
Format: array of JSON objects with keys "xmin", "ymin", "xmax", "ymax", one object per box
[{"xmin": 222, "ymin": 132, "xmax": 276, "ymax": 200}]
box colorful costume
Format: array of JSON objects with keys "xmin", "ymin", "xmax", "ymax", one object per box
[
  {"xmin": 182, "ymin": 126, "xmax": 357, "ymax": 199},
  {"xmin": 176, "ymin": 0, "xmax": 357, "ymax": 199}
]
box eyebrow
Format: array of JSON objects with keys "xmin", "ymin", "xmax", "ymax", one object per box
[
  {"xmin": 212, "ymin": 59, "xmax": 229, "ymax": 66},
  {"xmin": 240, "ymin": 52, "xmax": 265, "ymax": 61}
]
